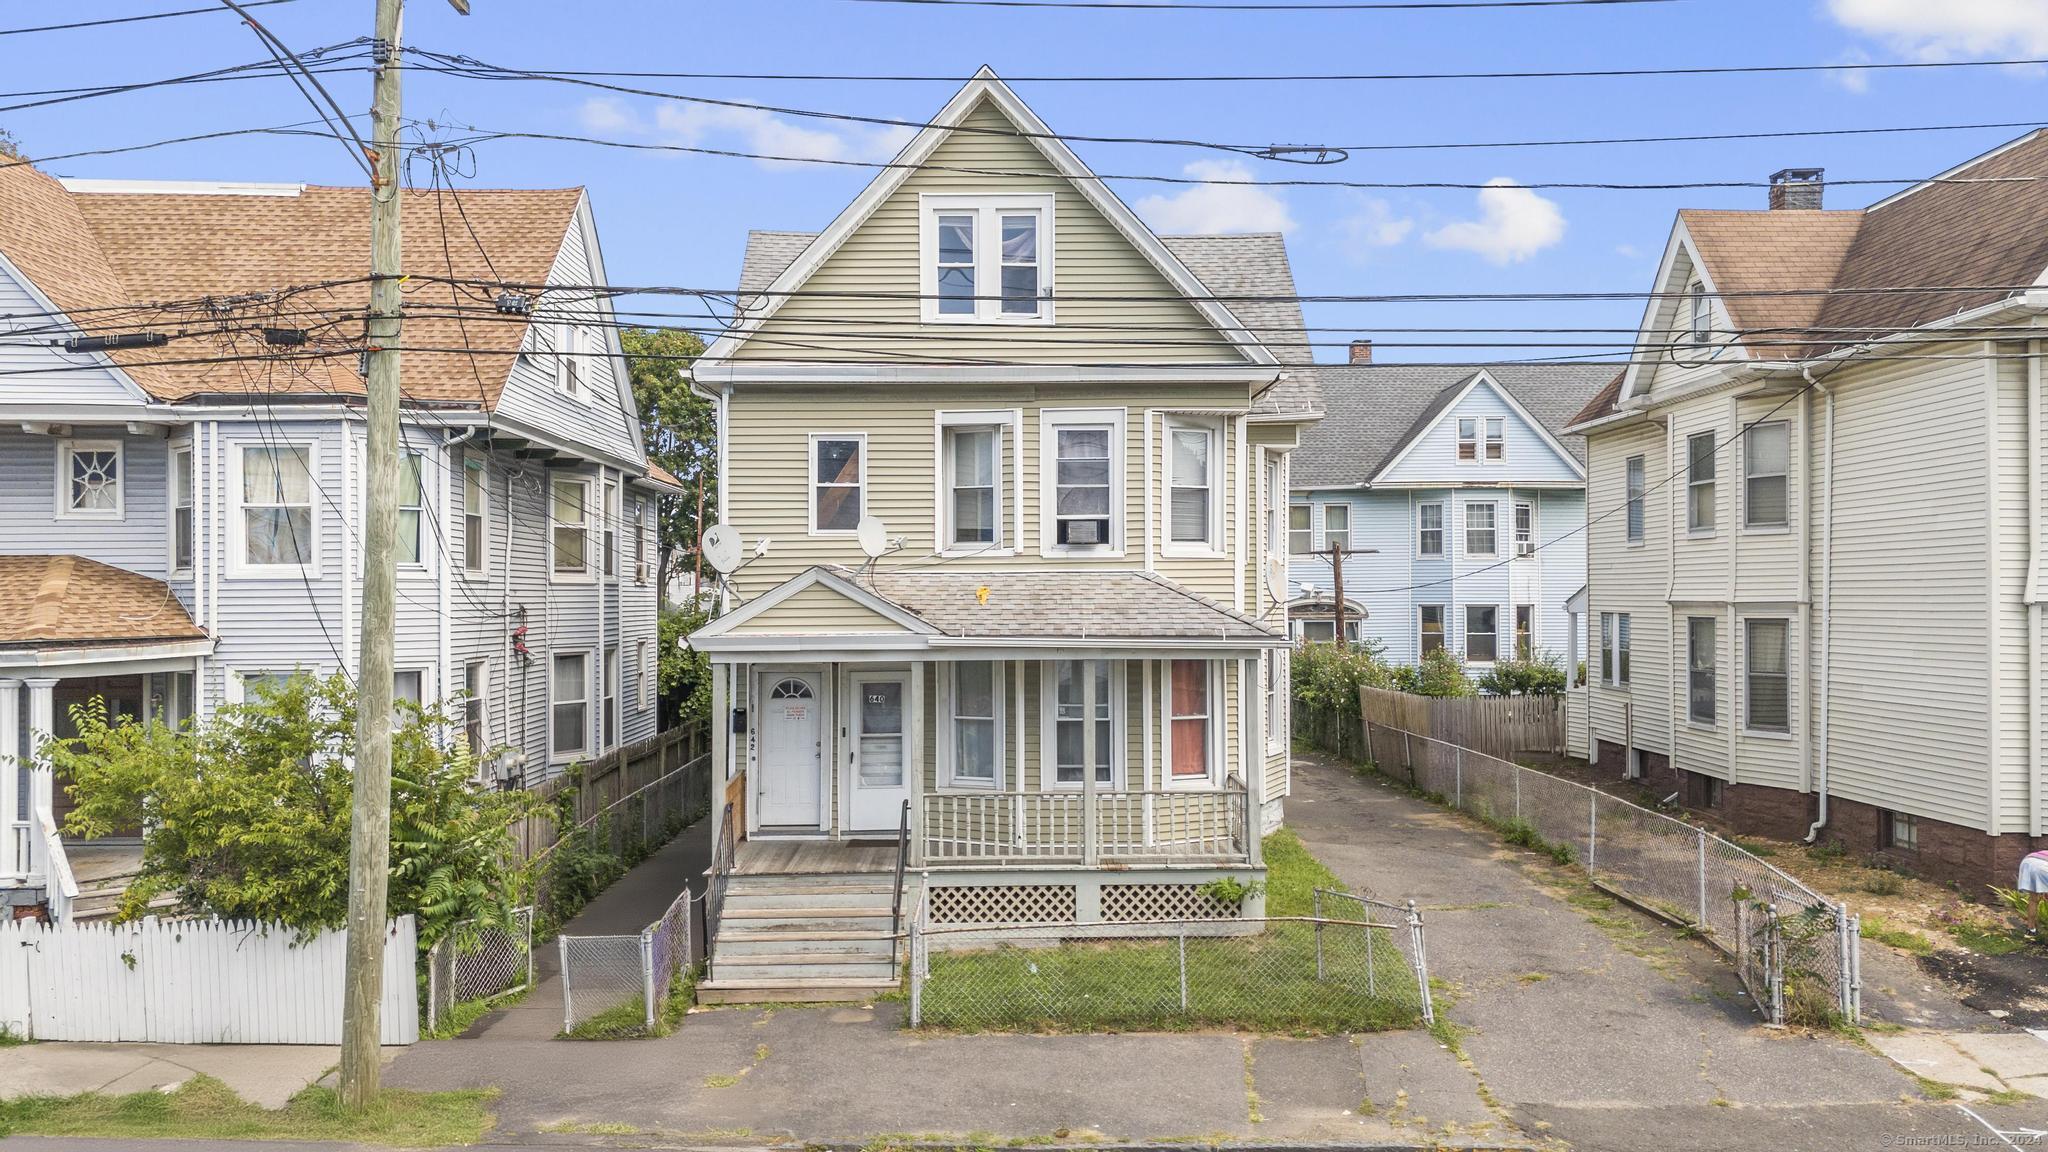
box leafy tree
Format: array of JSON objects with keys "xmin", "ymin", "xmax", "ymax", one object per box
[
  {"xmin": 45, "ymin": 674, "xmax": 539, "ymax": 948},
  {"xmin": 0, "ymin": 127, "xmax": 21, "ymax": 160},
  {"xmin": 1474, "ymin": 651, "xmax": 1568, "ymax": 697},
  {"xmin": 1393, "ymin": 648, "xmax": 1476, "ymax": 698},
  {"xmin": 657, "ymin": 603, "xmax": 714, "ymax": 724},
  {"xmin": 621, "ymin": 326, "xmax": 712, "ymax": 604}
]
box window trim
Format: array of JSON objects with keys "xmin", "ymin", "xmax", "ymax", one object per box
[
  {"xmin": 632, "ymin": 495, "xmax": 649, "ymax": 584},
  {"xmin": 460, "ymin": 450, "xmax": 489, "ymax": 578},
  {"xmin": 1038, "ymin": 407, "xmax": 1126, "ymax": 558},
  {"xmin": 170, "ymin": 442, "xmax": 195, "ymax": 575},
  {"xmin": 808, "ymin": 432, "xmax": 868, "ymax": 537},
  {"xmin": 1288, "ymin": 502, "xmax": 1313, "ymax": 559},
  {"xmin": 1686, "ymin": 430, "xmax": 1717, "ymax": 535},
  {"xmin": 1687, "ymin": 615, "xmax": 1717, "ymax": 725},
  {"xmin": 55, "ymin": 438, "xmax": 125, "ymax": 521},
  {"xmin": 1743, "ymin": 616, "xmax": 1792, "ymax": 734},
  {"xmin": 1265, "ymin": 648, "xmax": 1288, "ymax": 755},
  {"xmin": 938, "ymin": 660, "xmax": 1006, "ymax": 790},
  {"xmin": 229, "ymin": 440, "xmax": 320, "ymax": 579},
  {"xmin": 934, "ymin": 409, "xmax": 1021, "ymax": 557},
  {"xmin": 395, "ymin": 449, "xmax": 426, "ymax": 571},
  {"xmin": 550, "ymin": 649, "xmax": 593, "ymax": 762},
  {"xmin": 1038, "ymin": 659, "xmax": 1125, "ymax": 791},
  {"xmin": 1463, "ymin": 499, "xmax": 1499, "ymax": 559},
  {"xmin": 918, "ymin": 192, "xmax": 1057, "ymax": 325},
  {"xmin": 1162, "ymin": 416, "xmax": 1225, "ymax": 557},
  {"xmin": 555, "ymin": 320, "xmax": 588, "ymax": 400},
  {"xmin": 1464, "ymin": 604, "xmax": 1502, "ymax": 664},
  {"xmin": 1624, "ymin": 455, "xmax": 1647, "ymax": 544},
  {"xmin": 549, "ymin": 474, "xmax": 595, "ymax": 582},
  {"xmin": 602, "ymin": 478, "xmax": 621, "ymax": 581},
  {"xmin": 1742, "ymin": 420, "xmax": 1791, "ymax": 532},
  {"xmin": 1600, "ymin": 611, "xmax": 1632, "ymax": 687},
  {"xmin": 636, "ymin": 639, "xmax": 653, "ymax": 711},
  {"xmin": 1418, "ymin": 604, "xmax": 1446, "ymax": 657},
  {"xmin": 463, "ymin": 658, "xmax": 490, "ymax": 756},
  {"xmin": 1686, "ymin": 279, "xmax": 1711, "ymax": 346},
  {"xmin": 1163, "ymin": 658, "xmax": 1222, "ymax": 788},
  {"xmin": 1484, "ymin": 416, "xmax": 1506, "ymax": 463},
  {"xmin": 1319, "ymin": 502, "xmax": 1350, "ymax": 553},
  {"xmin": 1512, "ymin": 500, "xmax": 1535, "ymax": 558},
  {"xmin": 1417, "ymin": 501, "xmax": 1446, "ymax": 559}
]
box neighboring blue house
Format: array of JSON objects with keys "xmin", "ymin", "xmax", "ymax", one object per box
[{"xmin": 1287, "ymin": 358, "xmax": 1613, "ymax": 672}]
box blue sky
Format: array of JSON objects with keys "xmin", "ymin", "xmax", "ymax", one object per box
[{"xmin": 9, "ymin": 0, "xmax": 2048, "ymax": 363}]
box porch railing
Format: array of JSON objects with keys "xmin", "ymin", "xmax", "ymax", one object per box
[{"xmin": 920, "ymin": 777, "xmax": 1248, "ymax": 865}]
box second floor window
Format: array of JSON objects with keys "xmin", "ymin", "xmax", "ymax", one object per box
[
  {"xmin": 59, "ymin": 440, "xmax": 123, "ymax": 519},
  {"xmin": 1625, "ymin": 455, "xmax": 1646, "ymax": 542},
  {"xmin": 461, "ymin": 452, "xmax": 487, "ymax": 574},
  {"xmin": 1167, "ymin": 424, "xmax": 1216, "ymax": 547},
  {"xmin": 1687, "ymin": 431, "xmax": 1716, "ymax": 532},
  {"xmin": 1419, "ymin": 605, "xmax": 1445, "ymax": 655},
  {"xmin": 172, "ymin": 446, "xmax": 194, "ymax": 572},
  {"xmin": 633, "ymin": 497, "xmax": 648, "ymax": 582},
  {"xmin": 812, "ymin": 435, "xmax": 864, "ymax": 534},
  {"xmin": 603, "ymin": 480, "xmax": 620, "ymax": 578},
  {"xmin": 946, "ymin": 425, "xmax": 999, "ymax": 547},
  {"xmin": 1321, "ymin": 504, "xmax": 1350, "ymax": 551},
  {"xmin": 926, "ymin": 197, "xmax": 1052, "ymax": 322},
  {"xmin": 1289, "ymin": 504, "xmax": 1312, "ymax": 557},
  {"xmin": 1054, "ymin": 426, "xmax": 1112, "ymax": 548},
  {"xmin": 239, "ymin": 443, "xmax": 314, "ymax": 571},
  {"xmin": 1418, "ymin": 502, "xmax": 1444, "ymax": 558},
  {"xmin": 1514, "ymin": 501, "xmax": 1535, "ymax": 557},
  {"xmin": 1745, "ymin": 421, "xmax": 1789, "ymax": 528},
  {"xmin": 1465, "ymin": 502, "xmax": 1497, "ymax": 557},
  {"xmin": 552, "ymin": 477, "xmax": 589, "ymax": 573},
  {"xmin": 397, "ymin": 452, "xmax": 424, "ymax": 566}
]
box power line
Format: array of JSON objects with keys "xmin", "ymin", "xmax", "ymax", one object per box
[
  {"xmin": 825, "ymin": 0, "xmax": 1676, "ymax": 8},
  {"xmin": 0, "ymin": 0, "xmax": 299, "ymax": 37},
  {"xmin": 0, "ymin": 46, "xmax": 370, "ymax": 115}
]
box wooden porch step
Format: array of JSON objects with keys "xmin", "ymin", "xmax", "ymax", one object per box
[
  {"xmin": 721, "ymin": 907, "xmax": 893, "ymax": 931},
  {"xmin": 724, "ymin": 887, "xmax": 895, "ymax": 909},
  {"xmin": 694, "ymin": 976, "xmax": 898, "ymax": 1005},
  {"xmin": 710, "ymin": 954, "xmax": 898, "ymax": 982},
  {"xmin": 714, "ymin": 931, "xmax": 897, "ymax": 957}
]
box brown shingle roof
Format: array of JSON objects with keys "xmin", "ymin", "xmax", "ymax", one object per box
[
  {"xmin": 0, "ymin": 165, "xmax": 584, "ymax": 406},
  {"xmin": 1567, "ymin": 370, "xmax": 1626, "ymax": 426},
  {"xmin": 1678, "ymin": 209, "xmax": 1863, "ymax": 359},
  {"xmin": 0, "ymin": 555, "xmax": 207, "ymax": 649},
  {"xmin": 866, "ymin": 569, "xmax": 1282, "ymax": 643}
]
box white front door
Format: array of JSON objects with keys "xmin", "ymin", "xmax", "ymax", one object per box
[
  {"xmin": 847, "ymin": 671, "xmax": 912, "ymax": 833},
  {"xmin": 758, "ymin": 671, "xmax": 823, "ymax": 828}
]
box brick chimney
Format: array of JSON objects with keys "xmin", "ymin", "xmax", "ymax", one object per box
[
  {"xmin": 1769, "ymin": 168, "xmax": 1824, "ymax": 211},
  {"xmin": 1348, "ymin": 339, "xmax": 1374, "ymax": 365}
]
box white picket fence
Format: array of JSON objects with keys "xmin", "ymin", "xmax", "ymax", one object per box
[{"xmin": 0, "ymin": 915, "xmax": 419, "ymax": 1044}]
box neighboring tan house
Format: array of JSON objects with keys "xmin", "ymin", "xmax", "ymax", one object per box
[
  {"xmin": 1569, "ymin": 140, "xmax": 2048, "ymax": 889},
  {"xmin": 686, "ymin": 70, "xmax": 1320, "ymax": 1000},
  {"xmin": 1287, "ymin": 351, "xmax": 1609, "ymax": 668},
  {"xmin": 0, "ymin": 165, "xmax": 676, "ymax": 921}
]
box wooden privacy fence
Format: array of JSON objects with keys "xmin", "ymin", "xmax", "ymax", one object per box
[
  {"xmin": 510, "ymin": 723, "xmax": 711, "ymax": 861},
  {"xmin": 0, "ymin": 915, "xmax": 418, "ymax": 1044},
  {"xmin": 1359, "ymin": 687, "xmax": 1566, "ymax": 762}
]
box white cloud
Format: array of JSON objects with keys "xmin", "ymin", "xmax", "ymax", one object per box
[
  {"xmin": 1335, "ymin": 197, "xmax": 1416, "ymax": 262},
  {"xmin": 1134, "ymin": 160, "xmax": 1296, "ymax": 235},
  {"xmin": 576, "ymin": 96, "xmax": 914, "ymax": 171},
  {"xmin": 1423, "ymin": 179, "xmax": 1567, "ymax": 265},
  {"xmin": 1826, "ymin": 0, "xmax": 2048, "ymax": 57},
  {"xmin": 1829, "ymin": 47, "xmax": 1874, "ymax": 93},
  {"xmin": 1615, "ymin": 243, "xmax": 1642, "ymax": 260}
]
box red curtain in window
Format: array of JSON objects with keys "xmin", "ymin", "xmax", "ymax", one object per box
[{"xmin": 1170, "ymin": 659, "xmax": 1208, "ymax": 778}]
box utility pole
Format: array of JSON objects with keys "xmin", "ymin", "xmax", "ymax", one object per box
[
  {"xmin": 1304, "ymin": 541, "xmax": 1377, "ymax": 649},
  {"xmin": 340, "ymin": 0, "xmax": 407, "ymax": 1111}
]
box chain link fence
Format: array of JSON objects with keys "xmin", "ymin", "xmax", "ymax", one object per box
[
  {"xmin": 907, "ymin": 895, "xmax": 1432, "ymax": 1033},
  {"xmin": 1362, "ymin": 719, "xmax": 1860, "ymax": 1027},
  {"xmin": 424, "ymin": 906, "xmax": 535, "ymax": 1035},
  {"xmin": 557, "ymin": 885, "xmax": 694, "ymax": 1038}
]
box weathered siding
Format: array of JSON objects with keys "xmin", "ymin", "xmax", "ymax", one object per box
[{"xmin": 1585, "ymin": 420, "xmax": 1671, "ymax": 755}]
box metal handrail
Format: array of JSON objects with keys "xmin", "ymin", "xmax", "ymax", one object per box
[
  {"xmin": 704, "ymin": 801, "xmax": 736, "ymax": 980},
  {"xmin": 889, "ymin": 798, "xmax": 911, "ymax": 939}
]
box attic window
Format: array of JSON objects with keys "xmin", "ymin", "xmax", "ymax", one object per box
[
  {"xmin": 921, "ymin": 194, "xmax": 1053, "ymax": 323},
  {"xmin": 1687, "ymin": 281, "xmax": 1710, "ymax": 346}
]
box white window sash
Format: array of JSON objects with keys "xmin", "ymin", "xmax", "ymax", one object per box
[
  {"xmin": 551, "ymin": 651, "xmax": 592, "ymax": 759},
  {"xmin": 551, "ymin": 476, "xmax": 593, "ymax": 578},
  {"xmin": 940, "ymin": 661, "xmax": 1006, "ymax": 790},
  {"xmin": 1039, "ymin": 659, "xmax": 1122, "ymax": 790},
  {"xmin": 171, "ymin": 444, "xmax": 195, "ymax": 573},
  {"xmin": 1417, "ymin": 502, "xmax": 1445, "ymax": 558},
  {"xmin": 231, "ymin": 441, "xmax": 320, "ymax": 577},
  {"xmin": 920, "ymin": 194, "xmax": 1056, "ymax": 324},
  {"xmin": 1039, "ymin": 408, "xmax": 1124, "ymax": 557},
  {"xmin": 809, "ymin": 432, "xmax": 867, "ymax": 536},
  {"xmin": 1164, "ymin": 418, "xmax": 1221, "ymax": 553},
  {"xmin": 461, "ymin": 453, "xmax": 488, "ymax": 575}
]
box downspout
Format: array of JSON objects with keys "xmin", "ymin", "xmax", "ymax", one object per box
[
  {"xmin": 1664, "ymin": 411, "xmax": 1677, "ymax": 784},
  {"xmin": 1805, "ymin": 365, "xmax": 1836, "ymax": 843},
  {"xmin": 2026, "ymin": 342, "xmax": 2043, "ymax": 838}
]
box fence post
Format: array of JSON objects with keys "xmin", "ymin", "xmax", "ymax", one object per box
[
  {"xmin": 1177, "ymin": 930, "xmax": 1189, "ymax": 1012},
  {"xmin": 1766, "ymin": 905, "xmax": 1785, "ymax": 1026},
  {"xmin": 1696, "ymin": 830, "xmax": 1710, "ymax": 929},
  {"xmin": 1314, "ymin": 890, "xmax": 1325, "ymax": 980},
  {"xmin": 1407, "ymin": 899, "xmax": 1433, "ymax": 1025},
  {"xmin": 558, "ymin": 935, "xmax": 573, "ymax": 1035},
  {"xmin": 1586, "ymin": 791, "xmax": 1598, "ymax": 873},
  {"xmin": 1838, "ymin": 905, "xmax": 1855, "ymax": 1023},
  {"xmin": 1514, "ymin": 766, "xmax": 1522, "ymax": 822},
  {"xmin": 1454, "ymin": 747, "xmax": 1463, "ymax": 809},
  {"xmin": 640, "ymin": 928, "xmax": 658, "ymax": 1034},
  {"xmin": 426, "ymin": 938, "xmax": 440, "ymax": 1034},
  {"xmin": 1847, "ymin": 911, "xmax": 1862, "ymax": 1024}
]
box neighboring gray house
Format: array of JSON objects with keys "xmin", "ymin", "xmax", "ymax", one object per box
[
  {"xmin": 1288, "ymin": 355, "xmax": 1611, "ymax": 669},
  {"xmin": 0, "ymin": 164, "xmax": 675, "ymax": 921}
]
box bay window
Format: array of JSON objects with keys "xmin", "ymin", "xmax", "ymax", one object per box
[
  {"xmin": 1514, "ymin": 501, "xmax": 1535, "ymax": 557},
  {"xmin": 1167, "ymin": 420, "xmax": 1219, "ymax": 549},
  {"xmin": 1744, "ymin": 421, "xmax": 1789, "ymax": 529},
  {"xmin": 1419, "ymin": 605, "xmax": 1445, "ymax": 656},
  {"xmin": 1688, "ymin": 617, "xmax": 1716, "ymax": 723},
  {"xmin": 397, "ymin": 451, "xmax": 424, "ymax": 566},
  {"xmin": 236, "ymin": 443, "xmax": 316, "ymax": 573},
  {"xmin": 172, "ymin": 445, "xmax": 194, "ymax": 572},
  {"xmin": 1687, "ymin": 431, "xmax": 1716, "ymax": 532},
  {"xmin": 461, "ymin": 451, "xmax": 487, "ymax": 574},
  {"xmin": 1465, "ymin": 605, "xmax": 1498, "ymax": 663},
  {"xmin": 1465, "ymin": 502, "xmax": 1498, "ymax": 557},
  {"xmin": 1418, "ymin": 502, "xmax": 1444, "ymax": 558},
  {"xmin": 1745, "ymin": 618, "xmax": 1790, "ymax": 732},
  {"xmin": 552, "ymin": 651, "xmax": 589, "ymax": 758}
]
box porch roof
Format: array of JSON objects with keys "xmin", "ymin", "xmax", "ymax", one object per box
[{"xmin": 0, "ymin": 555, "xmax": 206, "ymax": 650}]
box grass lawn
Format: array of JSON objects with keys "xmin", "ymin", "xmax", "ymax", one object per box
[
  {"xmin": 0, "ymin": 1075, "xmax": 494, "ymax": 1147},
  {"xmin": 915, "ymin": 830, "xmax": 1424, "ymax": 1034}
]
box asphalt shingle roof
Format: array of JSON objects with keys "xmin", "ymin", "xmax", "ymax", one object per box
[
  {"xmin": 1291, "ymin": 363, "xmax": 1615, "ymax": 489},
  {"xmin": 0, "ymin": 555, "xmax": 207, "ymax": 649},
  {"xmin": 864, "ymin": 568, "xmax": 1281, "ymax": 643}
]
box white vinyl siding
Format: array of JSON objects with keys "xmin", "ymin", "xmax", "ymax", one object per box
[{"xmin": 1686, "ymin": 431, "xmax": 1715, "ymax": 532}]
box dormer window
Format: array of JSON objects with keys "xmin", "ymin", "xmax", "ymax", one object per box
[{"xmin": 921, "ymin": 194, "xmax": 1053, "ymax": 324}]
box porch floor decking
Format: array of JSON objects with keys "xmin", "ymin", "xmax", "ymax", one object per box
[{"xmin": 733, "ymin": 839, "xmax": 898, "ymax": 876}]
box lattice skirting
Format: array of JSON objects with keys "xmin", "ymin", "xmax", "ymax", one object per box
[
  {"xmin": 1101, "ymin": 883, "xmax": 1239, "ymax": 923},
  {"xmin": 929, "ymin": 884, "xmax": 1078, "ymax": 925}
]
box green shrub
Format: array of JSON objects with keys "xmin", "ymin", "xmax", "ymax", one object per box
[
  {"xmin": 1401, "ymin": 648, "xmax": 1475, "ymax": 698},
  {"xmin": 1474, "ymin": 651, "xmax": 1568, "ymax": 697}
]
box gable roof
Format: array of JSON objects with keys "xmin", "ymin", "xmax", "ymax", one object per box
[
  {"xmin": 0, "ymin": 554, "xmax": 208, "ymax": 649},
  {"xmin": 0, "ymin": 164, "xmax": 584, "ymax": 406},
  {"xmin": 1292, "ymin": 363, "xmax": 1615, "ymax": 489},
  {"xmin": 703, "ymin": 69, "xmax": 1278, "ymax": 369},
  {"xmin": 1678, "ymin": 209, "xmax": 1864, "ymax": 359}
]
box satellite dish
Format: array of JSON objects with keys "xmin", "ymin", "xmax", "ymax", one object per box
[
  {"xmin": 701, "ymin": 523, "xmax": 742, "ymax": 575},
  {"xmin": 856, "ymin": 515, "xmax": 889, "ymax": 559}
]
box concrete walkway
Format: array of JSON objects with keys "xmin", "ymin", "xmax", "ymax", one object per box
[
  {"xmin": 0, "ymin": 1043, "xmax": 392, "ymax": 1109},
  {"xmin": 382, "ymin": 754, "xmax": 2048, "ymax": 1148}
]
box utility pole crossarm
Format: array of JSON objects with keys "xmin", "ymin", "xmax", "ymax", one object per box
[{"xmin": 1303, "ymin": 541, "xmax": 1378, "ymax": 650}]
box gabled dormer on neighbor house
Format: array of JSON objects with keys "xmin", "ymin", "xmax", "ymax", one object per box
[{"xmin": 686, "ymin": 70, "xmax": 1321, "ymax": 998}]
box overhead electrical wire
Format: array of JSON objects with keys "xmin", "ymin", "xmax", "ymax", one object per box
[
  {"xmin": 0, "ymin": 45, "xmax": 371, "ymax": 115},
  {"xmin": 0, "ymin": 0, "xmax": 299, "ymax": 37},
  {"xmin": 823, "ymin": 0, "xmax": 1677, "ymax": 9}
]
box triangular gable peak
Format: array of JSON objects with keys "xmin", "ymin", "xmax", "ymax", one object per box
[
  {"xmin": 702, "ymin": 68, "xmax": 1277, "ymax": 371},
  {"xmin": 1615, "ymin": 220, "xmax": 1750, "ymax": 408},
  {"xmin": 692, "ymin": 567, "xmax": 939, "ymax": 641},
  {"xmin": 0, "ymin": 251, "xmax": 154, "ymax": 411},
  {"xmin": 1369, "ymin": 370, "xmax": 1586, "ymax": 487}
]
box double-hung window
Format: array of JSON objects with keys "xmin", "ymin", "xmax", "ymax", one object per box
[
  {"xmin": 1417, "ymin": 502, "xmax": 1445, "ymax": 558},
  {"xmin": 1513, "ymin": 501, "xmax": 1535, "ymax": 557},
  {"xmin": 602, "ymin": 480, "xmax": 620, "ymax": 579},
  {"xmin": 1465, "ymin": 606, "xmax": 1499, "ymax": 663},
  {"xmin": 552, "ymin": 651, "xmax": 589, "ymax": 758},
  {"xmin": 1321, "ymin": 504, "xmax": 1350, "ymax": 551},
  {"xmin": 1687, "ymin": 280, "xmax": 1710, "ymax": 346},
  {"xmin": 461, "ymin": 451, "xmax": 487, "ymax": 574},
  {"xmin": 1687, "ymin": 431, "xmax": 1716, "ymax": 532},
  {"xmin": 463, "ymin": 660, "xmax": 489, "ymax": 755},
  {"xmin": 1169, "ymin": 659, "xmax": 1214, "ymax": 783},
  {"xmin": 632, "ymin": 497, "xmax": 648, "ymax": 582},
  {"xmin": 1600, "ymin": 612, "xmax": 1631, "ymax": 686},
  {"xmin": 1465, "ymin": 502, "xmax": 1498, "ymax": 557},
  {"xmin": 811, "ymin": 434, "xmax": 865, "ymax": 534},
  {"xmin": 1419, "ymin": 605, "xmax": 1445, "ymax": 656},
  {"xmin": 57, "ymin": 440, "xmax": 123, "ymax": 519},
  {"xmin": 637, "ymin": 640, "xmax": 654, "ymax": 709},
  {"xmin": 1044, "ymin": 410, "xmax": 1120, "ymax": 552},
  {"xmin": 237, "ymin": 443, "xmax": 315, "ymax": 573},
  {"xmin": 1051, "ymin": 659, "xmax": 1113, "ymax": 786},
  {"xmin": 556, "ymin": 321, "xmax": 586, "ymax": 399},
  {"xmin": 602, "ymin": 645, "xmax": 620, "ymax": 749},
  {"xmin": 1688, "ymin": 617, "xmax": 1716, "ymax": 723},
  {"xmin": 172, "ymin": 445, "xmax": 194, "ymax": 573},
  {"xmin": 552, "ymin": 477, "xmax": 590, "ymax": 575},
  {"xmin": 1288, "ymin": 504, "xmax": 1312, "ymax": 557},
  {"xmin": 1457, "ymin": 419, "xmax": 1479, "ymax": 461},
  {"xmin": 1745, "ymin": 618, "xmax": 1790, "ymax": 732},
  {"xmin": 923, "ymin": 195, "xmax": 1053, "ymax": 323},
  {"xmin": 1515, "ymin": 605, "xmax": 1534, "ymax": 659},
  {"xmin": 1744, "ymin": 422, "xmax": 1789, "ymax": 529},
  {"xmin": 397, "ymin": 451, "xmax": 424, "ymax": 567},
  {"xmin": 1167, "ymin": 420, "xmax": 1219, "ymax": 550},
  {"xmin": 945, "ymin": 425, "xmax": 1000, "ymax": 548},
  {"xmin": 1625, "ymin": 455, "xmax": 1646, "ymax": 543},
  {"xmin": 947, "ymin": 661, "xmax": 1002, "ymax": 788},
  {"xmin": 1484, "ymin": 418, "xmax": 1505, "ymax": 461},
  {"xmin": 1456, "ymin": 418, "xmax": 1504, "ymax": 462}
]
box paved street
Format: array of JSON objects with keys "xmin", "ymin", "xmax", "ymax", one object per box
[{"xmin": 374, "ymin": 752, "xmax": 2048, "ymax": 1149}]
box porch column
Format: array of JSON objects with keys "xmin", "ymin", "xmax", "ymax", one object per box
[
  {"xmin": 23, "ymin": 678, "xmax": 56, "ymax": 879},
  {"xmin": 710, "ymin": 659, "xmax": 729, "ymax": 857},
  {"xmin": 1081, "ymin": 662, "xmax": 1098, "ymax": 866},
  {"xmin": 0, "ymin": 679, "xmax": 19, "ymax": 878}
]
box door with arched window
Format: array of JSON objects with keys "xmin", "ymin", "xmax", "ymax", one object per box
[{"xmin": 757, "ymin": 671, "xmax": 823, "ymax": 827}]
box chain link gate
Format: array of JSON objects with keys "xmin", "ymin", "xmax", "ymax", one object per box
[
  {"xmin": 425, "ymin": 906, "xmax": 535, "ymax": 1034},
  {"xmin": 557, "ymin": 885, "xmax": 693, "ymax": 1037}
]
